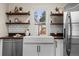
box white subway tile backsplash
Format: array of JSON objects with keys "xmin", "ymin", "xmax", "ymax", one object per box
[
  {"xmin": 7, "ymin": 24, "xmax": 30, "ymax": 33},
  {"xmin": 50, "ymin": 25, "xmax": 63, "ymax": 33},
  {"xmin": 51, "ymin": 16, "xmax": 63, "ymax": 23}
]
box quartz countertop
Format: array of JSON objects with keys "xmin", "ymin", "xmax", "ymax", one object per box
[
  {"xmin": 54, "ymin": 36, "xmax": 64, "ymax": 39},
  {"xmin": 0, "ymin": 36, "xmax": 23, "ymax": 39},
  {"xmin": 0, "ymin": 36, "xmax": 64, "ymax": 39}
]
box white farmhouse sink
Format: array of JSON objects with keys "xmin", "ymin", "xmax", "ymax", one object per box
[{"xmin": 23, "ymin": 36, "xmax": 55, "ymax": 43}]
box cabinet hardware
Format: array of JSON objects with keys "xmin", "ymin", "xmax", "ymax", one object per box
[
  {"xmin": 38, "ymin": 46, "xmax": 40, "ymax": 52},
  {"xmin": 37, "ymin": 45, "xmax": 40, "ymax": 52},
  {"xmin": 55, "ymin": 41, "xmax": 57, "ymax": 48},
  {"xmin": 37, "ymin": 46, "xmax": 38, "ymax": 52}
]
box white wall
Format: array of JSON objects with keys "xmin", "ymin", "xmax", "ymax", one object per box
[
  {"xmin": 6, "ymin": 3, "xmax": 65, "ymax": 36},
  {"xmin": 0, "ymin": 3, "xmax": 8, "ymax": 37}
]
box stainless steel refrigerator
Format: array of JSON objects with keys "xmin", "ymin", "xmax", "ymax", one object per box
[{"xmin": 64, "ymin": 3, "xmax": 79, "ymax": 56}]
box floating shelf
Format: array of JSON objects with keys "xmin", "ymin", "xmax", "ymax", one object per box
[
  {"xmin": 6, "ymin": 22, "xmax": 30, "ymax": 24},
  {"xmin": 0, "ymin": 36, "xmax": 23, "ymax": 39},
  {"xmin": 50, "ymin": 23, "xmax": 63, "ymax": 25},
  {"xmin": 0, "ymin": 33, "xmax": 25, "ymax": 39},
  {"xmin": 8, "ymin": 33, "xmax": 25, "ymax": 36},
  {"xmin": 50, "ymin": 13, "xmax": 63, "ymax": 16},
  {"xmin": 50, "ymin": 33, "xmax": 63, "ymax": 36},
  {"xmin": 35, "ymin": 23, "xmax": 46, "ymax": 25},
  {"xmin": 6, "ymin": 12, "xmax": 30, "ymax": 15}
]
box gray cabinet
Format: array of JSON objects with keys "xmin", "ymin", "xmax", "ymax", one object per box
[
  {"xmin": 38, "ymin": 44, "xmax": 56, "ymax": 56},
  {"xmin": 55, "ymin": 39, "xmax": 63, "ymax": 56},
  {"xmin": 23, "ymin": 44, "xmax": 38, "ymax": 56},
  {"xmin": 0, "ymin": 39, "xmax": 2, "ymax": 56},
  {"xmin": 23, "ymin": 43, "xmax": 55, "ymax": 56},
  {"xmin": 15, "ymin": 39, "xmax": 23, "ymax": 56},
  {"xmin": 3, "ymin": 39, "xmax": 13, "ymax": 56},
  {"xmin": 2, "ymin": 39, "xmax": 23, "ymax": 56}
]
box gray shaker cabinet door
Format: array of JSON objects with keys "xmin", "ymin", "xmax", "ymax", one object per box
[
  {"xmin": 15, "ymin": 39, "xmax": 23, "ymax": 56},
  {"xmin": 3, "ymin": 39, "xmax": 23, "ymax": 56},
  {"xmin": 2, "ymin": 39, "xmax": 13, "ymax": 56},
  {"xmin": 0, "ymin": 39, "xmax": 2, "ymax": 56},
  {"xmin": 23, "ymin": 44, "xmax": 38, "ymax": 56},
  {"xmin": 39, "ymin": 44, "xmax": 56, "ymax": 56},
  {"xmin": 56, "ymin": 40, "xmax": 63, "ymax": 56}
]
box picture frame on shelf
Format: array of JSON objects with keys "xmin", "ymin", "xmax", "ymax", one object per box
[{"xmin": 38, "ymin": 25, "xmax": 47, "ymax": 36}]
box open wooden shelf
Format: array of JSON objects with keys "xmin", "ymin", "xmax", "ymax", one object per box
[
  {"xmin": 6, "ymin": 22, "xmax": 30, "ymax": 24},
  {"xmin": 0, "ymin": 33, "xmax": 25, "ymax": 39},
  {"xmin": 50, "ymin": 23, "xmax": 63, "ymax": 25},
  {"xmin": 50, "ymin": 33, "xmax": 63, "ymax": 36},
  {"xmin": 8, "ymin": 33, "xmax": 30, "ymax": 36},
  {"xmin": 35, "ymin": 23, "xmax": 46, "ymax": 25},
  {"xmin": 8, "ymin": 33, "xmax": 25, "ymax": 36},
  {"xmin": 6, "ymin": 12, "xmax": 30, "ymax": 15},
  {"xmin": 50, "ymin": 13, "xmax": 63, "ymax": 16},
  {"xmin": 0, "ymin": 36, "xmax": 23, "ymax": 39}
]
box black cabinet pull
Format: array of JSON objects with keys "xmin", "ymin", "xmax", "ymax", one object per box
[
  {"xmin": 38, "ymin": 46, "xmax": 40, "ymax": 52},
  {"xmin": 37, "ymin": 45, "xmax": 40, "ymax": 52},
  {"xmin": 37, "ymin": 46, "xmax": 38, "ymax": 52}
]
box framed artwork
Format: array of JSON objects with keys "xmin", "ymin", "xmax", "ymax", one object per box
[
  {"xmin": 34, "ymin": 8, "xmax": 46, "ymax": 24},
  {"xmin": 38, "ymin": 25, "xmax": 46, "ymax": 36}
]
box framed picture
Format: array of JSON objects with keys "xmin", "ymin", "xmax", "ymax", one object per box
[
  {"xmin": 38, "ymin": 25, "xmax": 46, "ymax": 36},
  {"xmin": 34, "ymin": 8, "xmax": 46, "ymax": 24}
]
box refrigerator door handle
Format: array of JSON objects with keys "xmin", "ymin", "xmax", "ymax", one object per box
[
  {"xmin": 66, "ymin": 12, "xmax": 72, "ymax": 56},
  {"xmin": 64, "ymin": 28, "xmax": 66, "ymax": 38}
]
